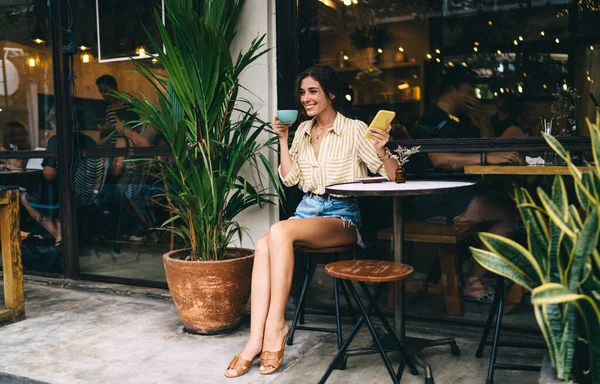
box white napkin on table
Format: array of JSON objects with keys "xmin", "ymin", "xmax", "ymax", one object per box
[{"xmin": 525, "ymin": 156, "xmax": 545, "ymax": 166}]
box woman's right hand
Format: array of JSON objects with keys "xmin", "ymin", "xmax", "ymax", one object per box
[
  {"xmin": 487, "ymin": 152, "xmax": 521, "ymax": 165},
  {"xmin": 273, "ymin": 116, "xmax": 291, "ymax": 139}
]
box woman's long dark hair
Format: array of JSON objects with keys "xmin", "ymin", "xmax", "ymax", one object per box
[{"xmin": 294, "ymin": 65, "xmax": 346, "ymax": 114}]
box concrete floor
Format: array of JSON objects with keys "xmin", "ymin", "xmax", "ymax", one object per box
[
  {"xmin": 75, "ymin": 238, "xmax": 539, "ymax": 331},
  {"xmin": 0, "ymin": 277, "xmax": 544, "ymax": 384}
]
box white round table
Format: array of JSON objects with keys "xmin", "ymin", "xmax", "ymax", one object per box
[{"xmin": 327, "ymin": 180, "xmax": 475, "ymax": 379}]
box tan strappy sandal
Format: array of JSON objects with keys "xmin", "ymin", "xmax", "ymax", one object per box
[
  {"xmin": 224, "ymin": 353, "xmax": 261, "ymax": 378},
  {"xmin": 259, "ymin": 329, "xmax": 290, "ymax": 375}
]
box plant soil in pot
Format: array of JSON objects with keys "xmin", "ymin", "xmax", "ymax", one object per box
[{"xmin": 163, "ymin": 248, "xmax": 254, "ymax": 335}]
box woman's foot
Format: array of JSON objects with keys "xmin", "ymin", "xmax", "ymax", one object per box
[
  {"xmin": 463, "ymin": 276, "xmax": 495, "ymax": 303},
  {"xmin": 225, "ymin": 340, "xmax": 262, "ymax": 378},
  {"xmin": 260, "ymin": 322, "xmax": 290, "ymax": 374}
]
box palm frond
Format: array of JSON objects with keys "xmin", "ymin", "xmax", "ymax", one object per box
[{"xmin": 113, "ymin": 0, "xmax": 282, "ymax": 261}]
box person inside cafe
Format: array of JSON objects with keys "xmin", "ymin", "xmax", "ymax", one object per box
[
  {"xmin": 1, "ymin": 121, "xmax": 31, "ymax": 169},
  {"xmin": 499, "ymin": 105, "xmax": 539, "ymax": 138},
  {"xmin": 96, "ymin": 74, "xmax": 132, "ymax": 145},
  {"xmin": 491, "ymin": 93, "xmax": 519, "ymax": 137},
  {"xmin": 224, "ymin": 65, "xmax": 399, "ymax": 378},
  {"xmin": 411, "ymin": 66, "xmax": 520, "ymax": 302},
  {"xmin": 20, "ymin": 109, "xmax": 97, "ymax": 247},
  {"xmin": 110, "ymin": 108, "xmax": 151, "ymax": 241}
]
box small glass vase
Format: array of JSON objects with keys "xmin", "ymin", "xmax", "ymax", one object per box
[{"xmin": 395, "ymin": 167, "xmax": 406, "ymax": 183}]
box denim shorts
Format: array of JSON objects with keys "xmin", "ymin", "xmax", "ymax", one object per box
[{"xmin": 289, "ymin": 193, "xmax": 364, "ymax": 247}]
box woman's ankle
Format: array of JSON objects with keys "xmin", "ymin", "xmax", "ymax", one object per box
[{"xmin": 265, "ymin": 319, "xmax": 287, "ymax": 332}]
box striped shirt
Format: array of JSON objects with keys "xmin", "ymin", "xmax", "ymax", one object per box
[{"xmin": 279, "ymin": 112, "xmax": 387, "ymax": 195}]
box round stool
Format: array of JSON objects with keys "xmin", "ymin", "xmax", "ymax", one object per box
[
  {"xmin": 319, "ymin": 260, "xmax": 423, "ymax": 384},
  {"xmin": 287, "ymin": 244, "xmax": 357, "ymax": 347}
]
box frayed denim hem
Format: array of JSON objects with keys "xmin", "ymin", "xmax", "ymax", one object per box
[{"xmin": 288, "ymin": 215, "xmax": 365, "ymax": 249}]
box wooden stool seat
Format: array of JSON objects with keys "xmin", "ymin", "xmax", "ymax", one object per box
[
  {"xmin": 295, "ymin": 244, "xmax": 355, "ymax": 254},
  {"xmin": 320, "ymin": 260, "xmax": 419, "ymax": 383},
  {"xmin": 325, "ymin": 260, "xmax": 414, "ymax": 283}
]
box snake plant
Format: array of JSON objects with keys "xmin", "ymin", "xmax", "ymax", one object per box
[
  {"xmin": 470, "ymin": 115, "xmax": 600, "ymax": 383},
  {"xmin": 115, "ymin": 0, "xmax": 283, "ymax": 261}
]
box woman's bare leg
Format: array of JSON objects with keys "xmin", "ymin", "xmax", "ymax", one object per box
[
  {"xmin": 227, "ymin": 233, "xmax": 271, "ymax": 375},
  {"xmin": 260, "ymin": 217, "xmax": 356, "ymax": 370},
  {"xmin": 20, "ymin": 193, "xmax": 59, "ymax": 239},
  {"xmin": 54, "ymin": 220, "xmax": 62, "ymax": 245}
]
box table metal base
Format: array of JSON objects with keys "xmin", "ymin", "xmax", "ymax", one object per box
[{"xmin": 377, "ymin": 333, "xmax": 461, "ymax": 383}]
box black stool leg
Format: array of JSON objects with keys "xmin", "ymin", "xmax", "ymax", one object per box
[
  {"xmin": 334, "ymin": 277, "xmax": 343, "ymax": 349},
  {"xmin": 288, "ymin": 253, "xmax": 311, "ymax": 346},
  {"xmin": 339, "ymin": 278, "xmax": 358, "ymax": 323},
  {"xmin": 335, "ymin": 252, "xmax": 358, "ymax": 323},
  {"xmin": 358, "ymin": 282, "xmax": 419, "ymax": 378},
  {"xmin": 319, "ymin": 280, "xmax": 386, "ymax": 383},
  {"xmin": 486, "ymin": 276, "xmax": 505, "ymax": 384},
  {"xmin": 319, "ymin": 297, "xmax": 367, "ymax": 383},
  {"xmin": 347, "ymin": 281, "xmax": 400, "ymax": 384},
  {"xmin": 476, "ymin": 279, "xmax": 501, "ymax": 358},
  {"xmin": 332, "ymin": 277, "xmax": 349, "ymax": 371},
  {"xmin": 299, "ymin": 254, "xmax": 313, "ymax": 325}
]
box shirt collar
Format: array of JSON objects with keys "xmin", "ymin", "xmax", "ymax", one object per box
[{"xmin": 303, "ymin": 112, "xmax": 343, "ymax": 137}]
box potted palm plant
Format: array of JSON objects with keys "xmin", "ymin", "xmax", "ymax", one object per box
[
  {"xmin": 116, "ymin": 0, "xmax": 282, "ymax": 334},
  {"xmin": 470, "ymin": 116, "xmax": 600, "ymax": 383}
]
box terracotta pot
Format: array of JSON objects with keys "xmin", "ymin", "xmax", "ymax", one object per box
[{"xmin": 163, "ymin": 248, "xmax": 254, "ymax": 335}]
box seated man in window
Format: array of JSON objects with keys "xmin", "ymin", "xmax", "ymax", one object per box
[
  {"xmin": 20, "ymin": 109, "xmax": 97, "ymax": 247},
  {"xmin": 411, "ymin": 67, "xmax": 520, "ymax": 302}
]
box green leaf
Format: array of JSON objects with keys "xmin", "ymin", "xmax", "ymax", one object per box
[
  {"xmin": 478, "ymin": 232, "xmax": 544, "ymax": 286},
  {"xmin": 578, "ymin": 266, "xmax": 600, "ymax": 383},
  {"xmin": 543, "ymin": 133, "xmax": 571, "ymax": 170},
  {"xmin": 566, "ymin": 207, "xmax": 599, "ymax": 291},
  {"xmin": 515, "ymin": 188, "xmax": 549, "ymax": 271},
  {"xmin": 538, "ymin": 188, "xmax": 576, "ymax": 238},
  {"xmin": 587, "ymin": 116, "xmax": 600, "ymax": 176},
  {"xmin": 470, "ymin": 247, "xmax": 533, "ymax": 290}
]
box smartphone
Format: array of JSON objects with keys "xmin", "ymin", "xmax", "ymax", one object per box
[{"xmin": 364, "ymin": 110, "xmax": 396, "ymax": 139}]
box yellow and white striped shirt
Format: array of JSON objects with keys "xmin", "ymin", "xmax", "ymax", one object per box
[{"xmin": 278, "ymin": 112, "xmax": 387, "ymax": 195}]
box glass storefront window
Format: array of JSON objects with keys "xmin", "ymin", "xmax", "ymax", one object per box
[
  {"xmin": 0, "ymin": 1, "xmax": 61, "ymax": 274},
  {"xmin": 78, "ymin": 156, "xmax": 173, "ymax": 283},
  {"xmin": 300, "ymin": 0, "xmax": 600, "ymax": 138},
  {"xmin": 67, "ymin": 0, "xmax": 170, "ymax": 282}
]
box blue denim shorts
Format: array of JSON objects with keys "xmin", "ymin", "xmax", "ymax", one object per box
[{"xmin": 289, "ymin": 193, "xmax": 364, "ymax": 247}]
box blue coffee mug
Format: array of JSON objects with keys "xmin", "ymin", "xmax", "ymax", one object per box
[{"xmin": 277, "ymin": 110, "xmax": 298, "ymax": 125}]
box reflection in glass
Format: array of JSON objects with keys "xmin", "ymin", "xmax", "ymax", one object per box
[
  {"xmin": 0, "ymin": 1, "xmax": 61, "ymax": 274},
  {"xmin": 79, "ymin": 157, "xmax": 172, "ymax": 283},
  {"xmin": 94, "ymin": 0, "xmax": 164, "ymax": 62},
  {"xmin": 300, "ymin": 0, "xmax": 600, "ymax": 139}
]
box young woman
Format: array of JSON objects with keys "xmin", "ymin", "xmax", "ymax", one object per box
[{"xmin": 225, "ymin": 65, "xmax": 399, "ymax": 378}]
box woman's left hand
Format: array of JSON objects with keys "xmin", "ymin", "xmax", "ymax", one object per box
[{"xmin": 369, "ymin": 121, "xmax": 392, "ymax": 151}]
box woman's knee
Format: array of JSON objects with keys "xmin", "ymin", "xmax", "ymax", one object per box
[
  {"xmin": 255, "ymin": 233, "xmax": 270, "ymax": 257},
  {"xmin": 269, "ymin": 221, "xmax": 291, "ymax": 242}
]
